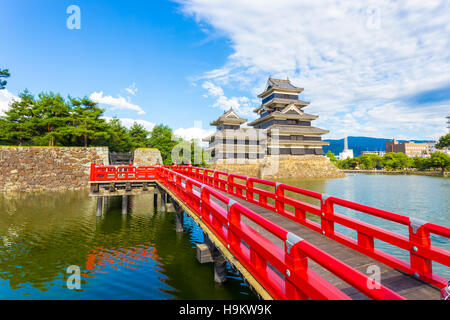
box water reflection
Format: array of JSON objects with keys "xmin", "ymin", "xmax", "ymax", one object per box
[
  {"xmin": 0, "ymin": 191, "xmax": 255, "ymax": 300},
  {"xmin": 278, "ymin": 173, "xmax": 450, "ymax": 278}
]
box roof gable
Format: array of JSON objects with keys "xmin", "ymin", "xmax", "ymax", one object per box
[
  {"xmin": 281, "ymin": 104, "xmax": 303, "ymax": 115},
  {"xmin": 223, "ymin": 109, "xmax": 241, "ymax": 119}
]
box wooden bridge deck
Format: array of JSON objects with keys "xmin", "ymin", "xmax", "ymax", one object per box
[{"xmin": 214, "ymin": 189, "xmax": 441, "ymax": 300}]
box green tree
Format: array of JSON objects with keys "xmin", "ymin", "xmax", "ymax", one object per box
[
  {"xmin": 102, "ymin": 118, "xmax": 132, "ymax": 152},
  {"xmin": 357, "ymin": 154, "xmax": 382, "ymax": 170},
  {"xmin": 428, "ymin": 152, "xmax": 450, "ymax": 172},
  {"xmin": 0, "ymin": 69, "xmax": 10, "ymax": 89},
  {"xmin": 336, "ymin": 157, "xmax": 357, "ymax": 169},
  {"xmin": 0, "ymin": 89, "xmax": 36, "ymax": 146},
  {"xmin": 382, "ymin": 152, "xmax": 409, "ymax": 170},
  {"xmin": 412, "ymin": 157, "xmax": 430, "ymax": 171},
  {"xmin": 32, "ymin": 92, "xmax": 71, "ymax": 146},
  {"xmin": 147, "ymin": 124, "xmax": 178, "ymax": 165},
  {"xmin": 435, "ymin": 134, "xmax": 450, "ymax": 149},
  {"xmin": 129, "ymin": 123, "xmax": 150, "ymax": 150},
  {"xmin": 326, "ymin": 150, "xmax": 337, "ymax": 162},
  {"xmin": 68, "ymin": 97, "xmax": 109, "ymax": 147}
]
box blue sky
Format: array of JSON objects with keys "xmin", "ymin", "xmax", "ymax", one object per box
[{"xmin": 1, "ymin": 0, "xmax": 449, "ymax": 141}]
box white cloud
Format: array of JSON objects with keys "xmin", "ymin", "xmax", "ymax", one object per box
[
  {"xmin": 175, "ymin": 127, "xmax": 215, "ymax": 140},
  {"xmin": 125, "ymin": 83, "xmax": 138, "ymax": 95},
  {"xmin": 90, "ymin": 91, "xmax": 145, "ymax": 115},
  {"xmin": 201, "ymin": 81, "xmax": 255, "ymax": 117},
  {"xmin": 202, "ymin": 81, "xmax": 224, "ymax": 97},
  {"xmin": 102, "ymin": 116, "xmax": 155, "ymax": 131},
  {"xmin": 179, "ymin": 0, "xmax": 450, "ymax": 139},
  {"xmin": 0, "ymin": 90, "xmax": 19, "ymax": 116},
  {"xmin": 174, "ymin": 126, "xmax": 215, "ymax": 147}
]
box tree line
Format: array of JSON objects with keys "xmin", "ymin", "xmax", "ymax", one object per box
[
  {"xmin": 0, "ymin": 87, "xmax": 207, "ymax": 165},
  {"xmin": 326, "ymin": 136, "xmax": 450, "ymax": 172}
]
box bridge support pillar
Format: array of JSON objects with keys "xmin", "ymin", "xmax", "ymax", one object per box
[
  {"xmin": 160, "ymin": 190, "xmax": 167, "ymax": 212},
  {"xmin": 96, "ymin": 197, "xmax": 103, "ymax": 217},
  {"xmin": 213, "ymin": 252, "xmax": 227, "ymax": 283},
  {"xmin": 176, "ymin": 208, "xmax": 184, "ymax": 233},
  {"xmin": 122, "ymin": 195, "xmax": 128, "ymax": 215},
  {"xmin": 153, "ymin": 193, "xmax": 158, "ymax": 211},
  {"xmin": 203, "ymin": 233, "xmax": 227, "ymax": 283}
]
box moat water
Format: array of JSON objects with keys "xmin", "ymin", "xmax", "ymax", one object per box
[{"xmin": 0, "ymin": 173, "xmax": 448, "ymax": 299}]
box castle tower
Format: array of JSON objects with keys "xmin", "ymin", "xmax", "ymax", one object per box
[
  {"xmin": 247, "ymin": 77, "xmax": 329, "ymax": 155},
  {"xmin": 204, "ymin": 108, "xmax": 265, "ymax": 162}
]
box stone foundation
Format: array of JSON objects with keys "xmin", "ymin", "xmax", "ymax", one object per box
[
  {"xmin": 0, "ymin": 147, "xmax": 109, "ymax": 192},
  {"xmin": 207, "ymin": 155, "xmax": 345, "ymax": 180},
  {"xmin": 133, "ymin": 148, "xmax": 163, "ymax": 166}
]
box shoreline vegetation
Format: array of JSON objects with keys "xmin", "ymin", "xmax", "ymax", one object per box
[
  {"xmin": 342, "ymin": 169, "xmax": 449, "ymax": 177},
  {"xmin": 326, "ymin": 138, "xmax": 450, "ymax": 175},
  {"xmin": 0, "ymin": 88, "xmax": 207, "ymax": 166}
]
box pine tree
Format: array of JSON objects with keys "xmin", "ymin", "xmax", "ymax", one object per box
[
  {"xmin": 148, "ymin": 124, "xmax": 178, "ymax": 165},
  {"xmin": 129, "ymin": 122, "xmax": 150, "ymax": 150},
  {"xmin": 69, "ymin": 97, "xmax": 109, "ymax": 147},
  {"xmin": 0, "ymin": 89, "xmax": 36, "ymax": 146},
  {"xmin": 0, "ymin": 69, "xmax": 10, "ymax": 89},
  {"xmin": 102, "ymin": 118, "xmax": 132, "ymax": 152},
  {"xmin": 32, "ymin": 92, "xmax": 71, "ymax": 146}
]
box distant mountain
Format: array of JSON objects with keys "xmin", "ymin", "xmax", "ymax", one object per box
[{"xmin": 323, "ymin": 136, "xmax": 434, "ymax": 157}]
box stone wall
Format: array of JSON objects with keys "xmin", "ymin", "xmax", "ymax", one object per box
[
  {"xmin": 133, "ymin": 148, "xmax": 163, "ymax": 166},
  {"xmin": 0, "ymin": 147, "xmax": 109, "ymax": 192},
  {"xmin": 207, "ymin": 155, "xmax": 345, "ymax": 180}
]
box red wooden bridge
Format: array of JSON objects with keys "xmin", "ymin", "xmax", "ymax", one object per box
[{"xmin": 90, "ymin": 163, "xmax": 450, "ymax": 300}]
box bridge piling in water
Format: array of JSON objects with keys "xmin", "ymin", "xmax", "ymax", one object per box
[
  {"xmin": 96, "ymin": 197, "xmax": 103, "ymax": 217},
  {"xmin": 122, "ymin": 195, "xmax": 128, "ymax": 215},
  {"xmin": 153, "ymin": 193, "xmax": 158, "ymax": 211},
  {"xmin": 175, "ymin": 209, "xmax": 184, "ymax": 233},
  {"xmin": 203, "ymin": 232, "xmax": 227, "ymax": 283},
  {"xmin": 160, "ymin": 190, "xmax": 167, "ymax": 212}
]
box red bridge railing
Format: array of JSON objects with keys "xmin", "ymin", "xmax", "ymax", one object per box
[
  {"xmin": 89, "ymin": 163, "xmax": 450, "ymax": 299},
  {"xmin": 90, "ymin": 163, "xmax": 157, "ymax": 181},
  {"xmin": 156, "ymin": 166, "xmax": 404, "ymax": 300},
  {"xmin": 172, "ymin": 165, "xmax": 450, "ymax": 290}
]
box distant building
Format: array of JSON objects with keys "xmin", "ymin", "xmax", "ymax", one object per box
[
  {"xmin": 337, "ymin": 136, "xmax": 354, "ymax": 160},
  {"xmin": 361, "ymin": 150, "xmax": 385, "ymax": 157},
  {"xmin": 204, "ymin": 77, "xmax": 330, "ymax": 163},
  {"xmin": 428, "ymin": 141, "xmax": 437, "ymax": 154},
  {"xmin": 385, "ymin": 139, "xmax": 429, "ymax": 157}
]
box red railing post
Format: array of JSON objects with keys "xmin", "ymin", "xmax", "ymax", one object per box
[
  {"xmin": 227, "ymin": 175, "xmax": 233, "ymax": 195},
  {"xmin": 275, "ymin": 183, "xmax": 285, "ymax": 215},
  {"xmin": 90, "ymin": 163, "xmax": 96, "ymax": 181},
  {"xmin": 227, "ymin": 200, "xmax": 242, "ymax": 253},
  {"xmin": 321, "ymin": 196, "xmax": 335, "ymax": 236},
  {"xmin": 409, "ymin": 219, "xmax": 432, "ymax": 277},
  {"xmin": 246, "ymin": 178, "xmax": 254, "ymax": 202},
  {"xmin": 200, "ymin": 186, "xmax": 210, "ymax": 221},
  {"xmin": 285, "ymin": 241, "xmax": 309, "ymax": 300}
]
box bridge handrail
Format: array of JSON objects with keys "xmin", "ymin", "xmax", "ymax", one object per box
[
  {"xmin": 89, "ymin": 164, "xmax": 449, "ymax": 295},
  {"xmin": 156, "ymin": 166, "xmax": 404, "ymax": 300},
  {"xmin": 172, "ymin": 165, "xmax": 450, "ymax": 289},
  {"xmin": 90, "ymin": 163, "xmax": 156, "ymax": 181}
]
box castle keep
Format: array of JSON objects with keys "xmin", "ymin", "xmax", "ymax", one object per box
[{"xmin": 205, "ymin": 77, "xmax": 330, "ymax": 163}]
